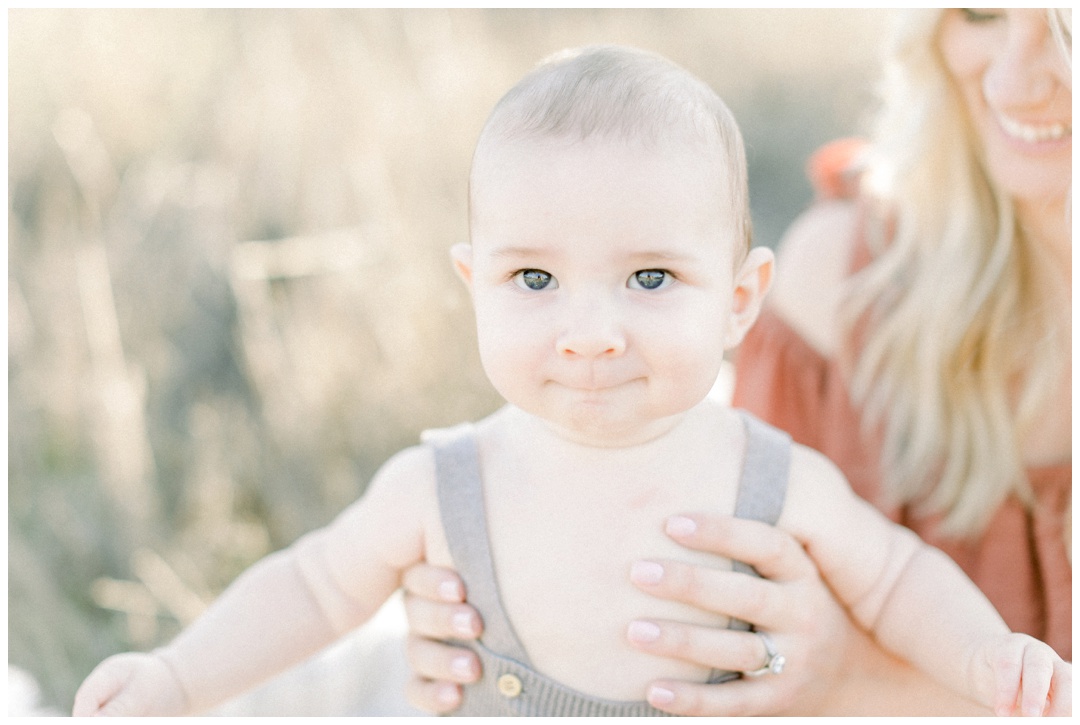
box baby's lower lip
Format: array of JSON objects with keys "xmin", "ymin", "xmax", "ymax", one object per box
[{"xmin": 557, "ymin": 380, "xmax": 626, "ymax": 393}]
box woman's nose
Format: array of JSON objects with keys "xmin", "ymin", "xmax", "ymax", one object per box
[{"xmin": 982, "ymin": 13, "xmax": 1062, "ymax": 109}]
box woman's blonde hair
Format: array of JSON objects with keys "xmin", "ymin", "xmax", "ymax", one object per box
[{"xmin": 843, "ymin": 9, "xmax": 1071, "ymax": 535}]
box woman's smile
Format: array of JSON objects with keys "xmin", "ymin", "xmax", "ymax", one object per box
[{"xmin": 993, "ymin": 110, "xmax": 1071, "ymax": 146}]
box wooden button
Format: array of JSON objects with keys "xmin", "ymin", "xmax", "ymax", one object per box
[{"xmin": 497, "ymin": 673, "xmax": 523, "ymax": 698}]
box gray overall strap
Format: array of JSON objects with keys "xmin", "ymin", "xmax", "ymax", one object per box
[
  {"xmin": 703, "ymin": 410, "xmax": 792, "ymax": 684},
  {"xmin": 428, "ymin": 424, "xmax": 531, "ymax": 664},
  {"xmin": 726, "ymin": 409, "xmax": 792, "ymax": 633}
]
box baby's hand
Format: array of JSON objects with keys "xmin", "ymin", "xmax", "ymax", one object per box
[
  {"xmin": 72, "ymin": 651, "xmax": 187, "ymax": 717},
  {"xmin": 988, "ymin": 634, "xmax": 1071, "ymax": 717}
]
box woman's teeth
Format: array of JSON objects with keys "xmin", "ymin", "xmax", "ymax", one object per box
[{"xmin": 997, "ymin": 113, "xmax": 1071, "ymax": 143}]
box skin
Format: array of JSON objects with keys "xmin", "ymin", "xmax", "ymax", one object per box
[
  {"xmin": 939, "ymin": 8, "xmax": 1072, "ymax": 257},
  {"xmin": 397, "ymin": 137, "xmax": 1069, "ymax": 717},
  {"xmin": 460, "ymin": 137, "xmax": 751, "ymax": 450},
  {"xmin": 937, "ymin": 7, "xmax": 1072, "ymax": 468},
  {"xmin": 441, "ymin": 136, "xmax": 783, "ymax": 697},
  {"xmin": 401, "ymin": 137, "xmax": 814, "ymax": 709},
  {"xmin": 401, "ymin": 10, "xmax": 1073, "ymax": 717},
  {"xmin": 444, "ymin": 136, "xmax": 1066, "ymax": 716},
  {"xmin": 402, "ymin": 522, "xmax": 865, "ymax": 716},
  {"xmin": 70, "ymin": 134, "xmax": 784, "ymax": 714}
]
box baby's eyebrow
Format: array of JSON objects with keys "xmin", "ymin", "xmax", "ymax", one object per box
[
  {"xmin": 485, "ymin": 244, "xmax": 550, "ymax": 260},
  {"xmin": 481, "ymin": 245, "xmax": 699, "ymax": 267},
  {"xmin": 625, "ymin": 250, "xmax": 695, "ymax": 265},
  {"xmin": 486, "ymin": 246, "xmax": 696, "ymax": 261}
]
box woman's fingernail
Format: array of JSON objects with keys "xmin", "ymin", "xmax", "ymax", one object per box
[
  {"xmin": 437, "ymin": 683, "xmax": 461, "ymax": 705},
  {"xmin": 666, "ymin": 515, "xmax": 697, "ymax": 537},
  {"xmin": 451, "ymin": 655, "xmax": 475, "ymax": 679},
  {"xmin": 627, "ymin": 620, "xmax": 661, "ymax": 643},
  {"xmin": 630, "ymin": 561, "xmax": 665, "ymax": 585},
  {"xmin": 438, "ymin": 580, "xmax": 463, "ymax": 602},
  {"xmin": 647, "ymin": 685, "xmax": 675, "ymax": 706},
  {"xmin": 452, "ymin": 611, "xmax": 477, "ymax": 637}
]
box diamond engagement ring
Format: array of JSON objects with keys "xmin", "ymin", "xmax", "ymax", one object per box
[{"xmin": 744, "ymin": 631, "xmax": 786, "ymax": 676}]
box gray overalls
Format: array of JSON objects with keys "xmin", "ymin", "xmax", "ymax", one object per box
[{"xmin": 427, "ymin": 410, "xmax": 791, "ymax": 716}]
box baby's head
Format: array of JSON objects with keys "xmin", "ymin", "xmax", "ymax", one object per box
[
  {"xmin": 469, "ymin": 44, "xmax": 752, "ymax": 265},
  {"xmin": 456, "ymin": 46, "xmax": 771, "ymax": 444}
]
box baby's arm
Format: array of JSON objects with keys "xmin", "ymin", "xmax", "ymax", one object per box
[
  {"xmin": 781, "ymin": 447, "xmax": 1070, "ymax": 716},
  {"xmin": 73, "ymin": 446, "xmax": 435, "ymax": 716}
]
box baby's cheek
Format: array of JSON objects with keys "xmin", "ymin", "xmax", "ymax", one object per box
[
  {"xmin": 476, "ymin": 322, "xmax": 544, "ymax": 396},
  {"xmin": 655, "ymin": 330, "xmax": 726, "ymax": 393}
]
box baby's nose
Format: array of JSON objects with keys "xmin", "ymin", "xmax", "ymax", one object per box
[{"xmin": 556, "ymin": 308, "xmax": 626, "ymax": 358}]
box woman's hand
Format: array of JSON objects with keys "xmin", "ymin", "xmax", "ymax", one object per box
[
  {"xmin": 398, "ymin": 518, "xmax": 855, "ymax": 717},
  {"xmin": 399, "ymin": 516, "xmax": 988, "ymax": 716},
  {"xmin": 626, "ymin": 513, "xmax": 858, "ymax": 716},
  {"xmin": 400, "ymin": 565, "xmax": 484, "ymax": 714}
]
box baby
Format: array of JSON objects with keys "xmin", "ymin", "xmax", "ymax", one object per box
[{"xmin": 74, "ymin": 45, "xmax": 1069, "ymax": 717}]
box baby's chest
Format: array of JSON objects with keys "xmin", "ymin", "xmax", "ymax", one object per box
[{"xmin": 479, "ymin": 473, "xmax": 737, "ymax": 700}]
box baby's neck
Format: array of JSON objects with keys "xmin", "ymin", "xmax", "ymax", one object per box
[
  {"xmin": 477, "ymin": 401, "xmax": 733, "ymax": 494},
  {"xmin": 492, "ymin": 400, "xmax": 713, "ymax": 452},
  {"xmin": 474, "ymin": 400, "xmax": 740, "ymax": 513}
]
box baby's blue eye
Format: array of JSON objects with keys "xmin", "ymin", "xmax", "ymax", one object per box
[
  {"xmin": 515, "ymin": 269, "xmax": 557, "ymax": 291},
  {"xmin": 629, "ymin": 269, "xmax": 672, "ymax": 290}
]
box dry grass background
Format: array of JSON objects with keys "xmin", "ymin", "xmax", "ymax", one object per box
[{"xmin": 9, "ymin": 8, "xmax": 890, "ymax": 714}]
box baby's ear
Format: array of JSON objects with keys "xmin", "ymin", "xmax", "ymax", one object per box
[
  {"xmin": 450, "ymin": 243, "xmax": 474, "ymax": 290},
  {"xmin": 724, "ymin": 246, "xmax": 774, "ymax": 349}
]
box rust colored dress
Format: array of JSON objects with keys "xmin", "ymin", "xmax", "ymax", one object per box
[{"xmin": 733, "ymin": 139, "xmax": 1072, "ymax": 660}]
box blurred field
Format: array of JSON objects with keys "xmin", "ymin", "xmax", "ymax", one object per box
[{"xmin": 9, "ymin": 8, "xmax": 890, "ymax": 714}]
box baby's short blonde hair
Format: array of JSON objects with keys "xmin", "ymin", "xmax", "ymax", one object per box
[{"xmin": 470, "ymin": 45, "xmax": 751, "ymax": 261}]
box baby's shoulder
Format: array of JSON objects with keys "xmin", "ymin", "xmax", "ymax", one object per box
[
  {"xmin": 787, "ymin": 440, "xmax": 846, "ymax": 487},
  {"xmin": 368, "ymin": 419, "xmax": 492, "ymax": 505},
  {"xmin": 779, "ymin": 440, "xmax": 861, "ymax": 537},
  {"xmin": 307, "ymin": 440, "xmax": 441, "ymax": 582},
  {"xmin": 364, "ymin": 440, "xmax": 439, "ymax": 507},
  {"xmin": 737, "ymin": 408, "xmax": 846, "ymax": 494}
]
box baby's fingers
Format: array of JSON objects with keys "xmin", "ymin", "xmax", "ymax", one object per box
[
  {"xmin": 1043, "ymin": 659, "xmax": 1072, "ymax": 717},
  {"xmin": 991, "ymin": 646, "xmax": 1023, "ymax": 717},
  {"xmin": 72, "ymin": 659, "xmax": 132, "ymax": 716},
  {"xmin": 1018, "ymin": 642, "xmax": 1056, "ymax": 717},
  {"xmin": 73, "ymin": 652, "xmax": 185, "ymax": 716},
  {"xmin": 992, "ymin": 636, "xmax": 1070, "ymax": 717},
  {"xmin": 92, "ymin": 685, "xmax": 149, "ymax": 717}
]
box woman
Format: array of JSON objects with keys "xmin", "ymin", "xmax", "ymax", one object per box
[{"xmin": 399, "ymin": 8, "xmax": 1071, "ymax": 715}]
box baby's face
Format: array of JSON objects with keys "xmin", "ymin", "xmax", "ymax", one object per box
[{"xmin": 460, "ymin": 137, "xmax": 742, "ymax": 446}]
